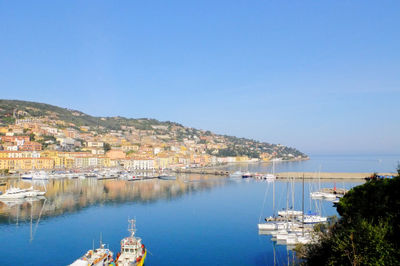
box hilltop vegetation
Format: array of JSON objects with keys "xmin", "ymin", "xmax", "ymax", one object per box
[
  {"xmin": 0, "ymin": 99, "xmax": 307, "ymax": 160},
  {"xmin": 0, "ymin": 99, "xmax": 179, "ymax": 131}
]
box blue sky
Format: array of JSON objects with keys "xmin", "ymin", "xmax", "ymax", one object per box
[{"xmin": 1, "ymin": 1, "xmax": 399, "ymax": 155}]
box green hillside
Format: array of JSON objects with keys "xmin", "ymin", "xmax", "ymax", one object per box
[{"xmin": 0, "ymin": 99, "xmax": 308, "ymax": 160}]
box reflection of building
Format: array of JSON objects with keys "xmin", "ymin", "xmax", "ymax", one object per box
[{"xmin": 0, "ymin": 176, "xmax": 225, "ymax": 223}]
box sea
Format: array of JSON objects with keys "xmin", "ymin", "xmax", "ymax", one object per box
[{"xmin": 0, "ymin": 154, "xmax": 398, "ymax": 265}]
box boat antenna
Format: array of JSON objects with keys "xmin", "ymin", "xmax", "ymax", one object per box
[{"xmin": 128, "ymin": 218, "xmax": 136, "ymax": 236}]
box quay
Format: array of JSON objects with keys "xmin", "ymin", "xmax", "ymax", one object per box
[
  {"xmin": 275, "ymin": 172, "xmax": 396, "ymax": 180},
  {"xmin": 173, "ymin": 168, "xmax": 230, "ymax": 176}
]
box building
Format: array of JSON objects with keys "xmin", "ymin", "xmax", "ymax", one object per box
[
  {"xmin": 122, "ymin": 158, "xmax": 155, "ymax": 170},
  {"xmin": 0, "ymin": 157, "xmax": 54, "ymax": 170}
]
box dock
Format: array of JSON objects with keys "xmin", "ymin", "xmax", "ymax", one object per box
[
  {"xmin": 275, "ymin": 172, "xmax": 396, "ymax": 180},
  {"xmin": 173, "ymin": 169, "xmax": 230, "ymax": 176}
]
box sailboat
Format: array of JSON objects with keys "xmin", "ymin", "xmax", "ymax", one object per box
[
  {"xmin": 265, "ymin": 160, "xmax": 276, "ymax": 181},
  {"xmin": 258, "ymin": 179, "xmax": 278, "ymax": 230}
]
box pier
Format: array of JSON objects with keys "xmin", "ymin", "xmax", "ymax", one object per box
[
  {"xmin": 173, "ymin": 168, "xmax": 230, "ymax": 176},
  {"xmin": 275, "ymin": 172, "xmax": 396, "ymax": 180}
]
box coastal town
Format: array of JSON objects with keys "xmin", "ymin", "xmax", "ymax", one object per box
[{"xmin": 0, "ymin": 101, "xmax": 307, "ymax": 173}]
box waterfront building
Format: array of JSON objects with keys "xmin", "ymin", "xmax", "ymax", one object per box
[
  {"xmin": 0, "ymin": 157, "xmax": 54, "ymax": 170},
  {"xmin": 122, "ymin": 158, "xmax": 155, "ymax": 170},
  {"xmin": 106, "ymin": 150, "xmax": 126, "ymax": 160}
]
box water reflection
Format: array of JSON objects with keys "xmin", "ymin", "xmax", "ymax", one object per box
[{"xmin": 0, "ymin": 175, "xmax": 227, "ymax": 224}]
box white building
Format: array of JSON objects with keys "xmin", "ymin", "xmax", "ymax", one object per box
[{"xmin": 123, "ymin": 158, "xmax": 155, "ymax": 170}]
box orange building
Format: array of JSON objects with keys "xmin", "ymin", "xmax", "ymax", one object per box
[{"xmin": 19, "ymin": 141, "xmax": 42, "ymax": 151}]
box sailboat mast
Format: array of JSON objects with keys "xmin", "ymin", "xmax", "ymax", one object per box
[
  {"xmin": 272, "ymin": 176, "xmax": 275, "ymax": 216},
  {"xmin": 286, "ymin": 178, "xmax": 289, "ymax": 228},
  {"xmin": 302, "ymin": 173, "xmax": 304, "ymax": 236}
]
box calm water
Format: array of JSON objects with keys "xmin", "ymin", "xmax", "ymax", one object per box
[
  {"xmin": 0, "ymin": 154, "xmax": 393, "ymax": 265},
  {"xmin": 0, "ymin": 178, "xmax": 360, "ymax": 265},
  {"xmin": 224, "ymin": 154, "xmax": 400, "ymax": 173}
]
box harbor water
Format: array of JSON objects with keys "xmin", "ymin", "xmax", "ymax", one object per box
[{"xmin": 0, "ymin": 154, "xmax": 398, "ymax": 265}]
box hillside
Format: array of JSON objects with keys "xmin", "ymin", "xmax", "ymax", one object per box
[{"xmin": 0, "ymin": 99, "xmax": 308, "ymax": 160}]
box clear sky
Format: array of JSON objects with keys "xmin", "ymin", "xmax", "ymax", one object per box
[{"xmin": 1, "ymin": 1, "xmax": 399, "ymax": 155}]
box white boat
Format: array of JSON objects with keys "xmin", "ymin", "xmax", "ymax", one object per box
[
  {"xmin": 70, "ymin": 243, "xmax": 114, "ymax": 266},
  {"xmin": 158, "ymin": 175, "xmax": 176, "ymax": 180},
  {"xmin": 0, "ymin": 187, "xmax": 29, "ymax": 199},
  {"xmin": 24, "ymin": 186, "xmax": 46, "ymax": 197},
  {"xmin": 321, "ymin": 192, "xmax": 338, "ymax": 200},
  {"xmin": 303, "ymin": 215, "xmax": 327, "ymax": 224},
  {"xmin": 229, "ymin": 171, "xmax": 243, "ymax": 178},
  {"xmin": 21, "ymin": 171, "xmax": 49, "ymax": 180},
  {"xmin": 311, "ymin": 191, "xmax": 337, "ymax": 200},
  {"xmin": 278, "ymin": 210, "xmax": 303, "ymax": 217},
  {"xmin": 116, "ymin": 219, "xmax": 146, "ymax": 266},
  {"xmin": 264, "ymin": 173, "xmax": 276, "ymax": 181},
  {"xmin": 242, "ymin": 172, "xmax": 252, "ymax": 178},
  {"xmin": 310, "ymin": 191, "xmax": 324, "ymax": 198},
  {"xmin": 265, "ymin": 160, "xmax": 276, "ymax": 181},
  {"xmin": 258, "ymin": 222, "xmax": 277, "ymax": 230}
]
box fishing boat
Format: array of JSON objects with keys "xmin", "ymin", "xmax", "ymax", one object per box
[
  {"xmin": 116, "ymin": 219, "xmax": 146, "ymax": 266},
  {"xmin": 70, "ymin": 242, "xmax": 114, "ymax": 266}
]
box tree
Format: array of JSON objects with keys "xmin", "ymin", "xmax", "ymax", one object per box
[
  {"xmin": 104, "ymin": 143, "xmax": 111, "ymax": 152},
  {"xmin": 301, "ymin": 171, "xmax": 400, "ymax": 265},
  {"xmin": 29, "ymin": 133, "xmax": 35, "ymax": 141}
]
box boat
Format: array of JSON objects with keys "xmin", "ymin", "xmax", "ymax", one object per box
[
  {"xmin": 70, "ymin": 242, "xmax": 114, "ymax": 266},
  {"xmin": 24, "ymin": 186, "xmax": 46, "ymax": 197},
  {"xmin": 21, "ymin": 171, "xmax": 49, "ymax": 180},
  {"xmin": 278, "ymin": 210, "xmax": 303, "ymax": 217},
  {"xmin": 158, "ymin": 175, "xmax": 176, "ymax": 180},
  {"xmin": 229, "ymin": 171, "xmax": 243, "ymax": 178},
  {"xmin": 302, "ymin": 214, "xmax": 328, "ymax": 224},
  {"xmin": 310, "ymin": 191, "xmax": 324, "ymax": 199},
  {"xmin": 0, "ymin": 187, "xmax": 28, "ymax": 199},
  {"xmin": 116, "ymin": 219, "xmax": 146, "ymax": 266},
  {"xmin": 242, "ymin": 172, "xmax": 252, "ymax": 178},
  {"xmin": 265, "ymin": 160, "xmax": 276, "ymax": 181}
]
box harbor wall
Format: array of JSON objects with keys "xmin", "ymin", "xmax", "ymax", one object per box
[{"xmin": 275, "ymin": 172, "xmax": 396, "ymax": 179}]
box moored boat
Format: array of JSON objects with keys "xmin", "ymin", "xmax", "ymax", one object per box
[
  {"xmin": 116, "ymin": 219, "xmax": 146, "ymax": 266},
  {"xmin": 158, "ymin": 175, "xmax": 176, "ymax": 180},
  {"xmin": 0, "ymin": 187, "xmax": 28, "ymax": 199},
  {"xmin": 70, "ymin": 243, "xmax": 114, "ymax": 266},
  {"xmin": 242, "ymin": 172, "xmax": 252, "ymax": 178},
  {"xmin": 229, "ymin": 171, "xmax": 243, "ymax": 178},
  {"xmin": 21, "ymin": 171, "xmax": 49, "ymax": 180}
]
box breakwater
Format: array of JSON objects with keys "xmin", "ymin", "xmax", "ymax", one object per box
[
  {"xmin": 173, "ymin": 168, "xmax": 230, "ymax": 176},
  {"xmin": 276, "ymin": 172, "xmax": 396, "ymax": 179}
]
